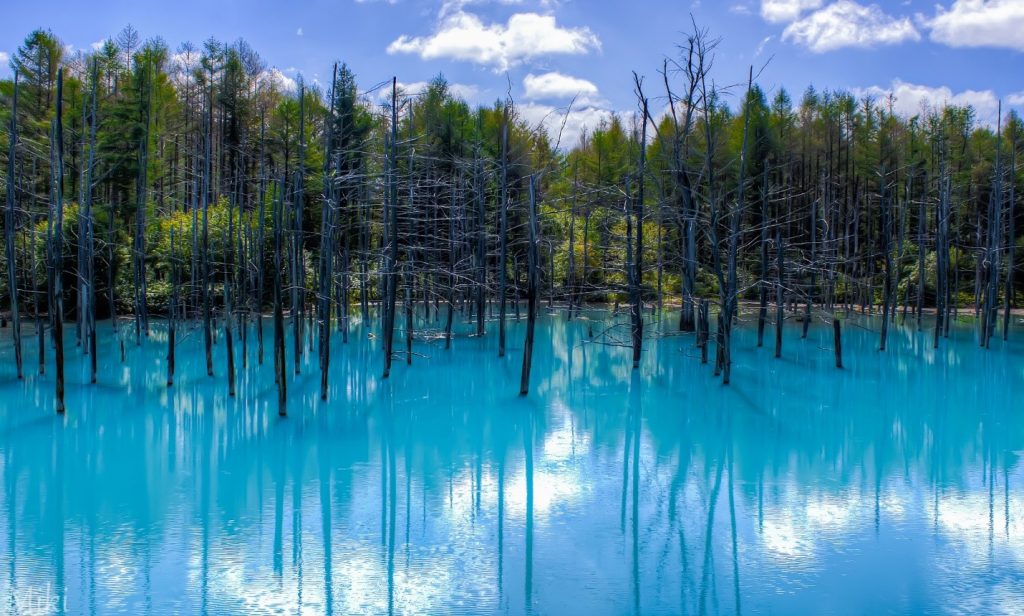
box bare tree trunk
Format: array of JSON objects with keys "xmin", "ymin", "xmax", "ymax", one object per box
[
  {"xmin": 833, "ymin": 318, "xmax": 843, "ymax": 369},
  {"xmin": 382, "ymin": 78, "xmax": 399, "ymax": 379},
  {"xmin": 498, "ymin": 110, "xmax": 509, "ymax": 357},
  {"xmin": 224, "ymin": 209, "xmax": 236, "ymax": 397},
  {"xmin": 1004, "ymin": 124, "xmax": 1017, "ymax": 340},
  {"xmin": 629, "ymin": 86, "xmax": 648, "ymax": 370},
  {"xmin": 5, "ymin": 73, "xmax": 22, "ymax": 379},
  {"xmin": 273, "ymin": 177, "xmax": 288, "ymax": 416},
  {"xmin": 775, "ymin": 227, "xmax": 784, "ymax": 359},
  {"xmin": 757, "ymin": 162, "xmax": 769, "ymax": 347},
  {"xmin": 84, "ymin": 60, "xmax": 99, "ymax": 384},
  {"xmin": 256, "ymin": 112, "xmax": 267, "ymax": 365},
  {"xmin": 51, "ymin": 69, "xmax": 66, "ymax": 414},
  {"xmin": 167, "ymin": 227, "xmax": 177, "ymax": 387},
  {"xmin": 520, "ymin": 176, "xmax": 539, "ymax": 396},
  {"xmin": 293, "ymin": 84, "xmax": 306, "ymax": 375},
  {"xmin": 202, "ymin": 87, "xmax": 214, "ymax": 376},
  {"xmin": 134, "ymin": 65, "xmax": 152, "ymax": 344},
  {"xmin": 318, "ymin": 66, "xmax": 337, "ymax": 401},
  {"xmin": 880, "ymin": 162, "xmax": 893, "ymax": 351}
]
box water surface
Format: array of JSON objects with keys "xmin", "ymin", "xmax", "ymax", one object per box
[{"xmin": 0, "ymin": 311, "xmax": 1022, "ymax": 615}]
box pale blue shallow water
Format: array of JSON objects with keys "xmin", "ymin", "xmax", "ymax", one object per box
[{"xmin": 0, "ymin": 309, "xmax": 1022, "ymax": 615}]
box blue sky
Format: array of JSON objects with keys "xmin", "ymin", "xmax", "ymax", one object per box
[{"xmin": 2, "ymin": 0, "xmax": 1022, "ymax": 142}]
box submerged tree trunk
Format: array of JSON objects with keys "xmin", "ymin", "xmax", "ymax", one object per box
[
  {"xmin": 134, "ymin": 66, "xmax": 152, "ymax": 344},
  {"xmin": 630, "ymin": 88, "xmax": 648, "ymax": 370},
  {"xmin": 293, "ymin": 84, "xmax": 306, "ymax": 375},
  {"xmin": 775, "ymin": 227, "xmax": 784, "ymax": 359},
  {"xmin": 5, "ymin": 73, "xmax": 22, "ymax": 379},
  {"xmin": 520, "ymin": 176, "xmax": 539, "ymax": 396},
  {"xmin": 382, "ymin": 78, "xmax": 399, "ymax": 379},
  {"xmin": 880, "ymin": 163, "xmax": 893, "ymax": 351},
  {"xmin": 1004, "ymin": 127, "xmax": 1016, "ymax": 341},
  {"xmin": 83, "ymin": 60, "xmax": 99, "ymax": 385},
  {"xmin": 202, "ymin": 87, "xmax": 214, "ymax": 377},
  {"xmin": 273, "ymin": 177, "xmax": 288, "ymax": 416},
  {"xmin": 498, "ymin": 110, "xmax": 510, "ymax": 358},
  {"xmin": 168, "ymin": 227, "xmax": 177, "ymax": 387},
  {"xmin": 833, "ymin": 318, "xmax": 843, "ymax": 369},
  {"xmin": 51, "ymin": 69, "xmax": 66, "ymax": 414},
  {"xmin": 256, "ymin": 112, "xmax": 267, "ymax": 365},
  {"xmin": 757, "ymin": 163, "xmax": 769, "ymax": 348}
]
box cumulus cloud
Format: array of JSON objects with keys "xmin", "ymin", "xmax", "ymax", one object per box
[
  {"xmin": 761, "ymin": 0, "xmax": 823, "ymax": 22},
  {"xmin": 1008, "ymin": 91, "xmax": 1024, "ymax": 106},
  {"xmin": 783, "ymin": 1, "xmax": 920, "ymax": 52},
  {"xmin": 925, "ymin": 0, "xmax": 1024, "ymax": 51},
  {"xmin": 523, "ymin": 72, "xmax": 598, "ymax": 100},
  {"xmin": 0, "ymin": 51, "xmax": 8, "ymax": 65},
  {"xmin": 519, "ymin": 102, "xmax": 620, "ymax": 149},
  {"xmin": 259, "ymin": 67, "xmax": 299, "ymax": 93},
  {"xmin": 855, "ymin": 79, "xmax": 1000, "ymax": 125},
  {"xmin": 374, "ymin": 80, "xmax": 481, "ymax": 102},
  {"xmin": 387, "ymin": 10, "xmax": 600, "ymax": 72}
]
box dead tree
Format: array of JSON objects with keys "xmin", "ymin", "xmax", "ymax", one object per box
[
  {"xmin": 4, "ymin": 73, "xmax": 22, "ymax": 379},
  {"xmin": 630, "ymin": 77, "xmax": 648, "ymax": 370},
  {"xmin": 51, "ymin": 69, "xmax": 66, "ymax": 414},
  {"xmin": 167, "ymin": 227, "xmax": 177, "ymax": 387},
  {"xmin": 273, "ymin": 177, "xmax": 288, "ymax": 415},
  {"xmin": 382, "ymin": 78, "xmax": 399, "ymax": 379},
  {"xmin": 133, "ymin": 65, "xmax": 152, "ymax": 344},
  {"xmin": 520, "ymin": 175, "xmax": 539, "ymax": 396},
  {"xmin": 662, "ymin": 29, "xmax": 706, "ymax": 333},
  {"xmin": 498, "ymin": 107, "xmax": 510, "ymax": 357}
]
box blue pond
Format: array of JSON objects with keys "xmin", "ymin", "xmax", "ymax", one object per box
[{"xmin": 0, "ymin": 310, "xmax": 1022, "ymax": 615}]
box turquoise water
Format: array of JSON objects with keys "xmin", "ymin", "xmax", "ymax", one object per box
[{"xmin": 0, "ymin": 310, "xmax": 1022, "ymax": 615}]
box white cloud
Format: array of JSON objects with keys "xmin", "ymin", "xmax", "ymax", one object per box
[
  {"xmin": 90, "ymin": 40, "xmax": 107, "ymax": 51},
  {"xmin": 1008, "ymin": 91, "xmax": 1024, "ymax": 106},
  {"xmin": 0, "ymin": 52, "xmax": 8, "ymax": 65},
  {"xmin": 375, "ymin": 80, "xmax": 481, "ymax": 102},
  {"xmin": 855, "ymin": 79, "xmax": 1000, "ymax": 125},
  {"xmin": 761, "ymin": 0, "xmax": 822, "ymax": 22},
  {"xmin": 755, "ymin": 35, "xmax": 775, "ymax": 56},
  {"xmin": 925, "ymin": 0, "xmax": 1024, "ymax": 51},
  {"xmin": 523, "ymin": 71, "xmax": 598, "ymax": 100},
  {"xmin": 259, "ymin": 67, "xmax": 298, "ymax": 93},
  {"xmin": 447, "ymin": 83, "xmax": 481, "ymax": 100},
  {"xmin": 519, "ymin": 102, "xmax": 618, "ymax": 149},
  {"xmin": 387, "ymin": 10, "xmax": 600, "ymax": 72},
  {"xmin": 296, "ymin": 27, "xmax": 304, "ymax": 36},
  {"xmin": 783, "ymin": 1, "xmax": 920, "ymax": 52}
]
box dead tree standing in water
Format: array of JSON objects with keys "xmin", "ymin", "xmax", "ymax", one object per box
[
  {"xmin": 5, "ymin": 73, "xmax": 22, "ymax": 379},
  {"xmin": 498, "ymin": 106, "xmax": 510, "ymax": 358},
  {"xmin": 273, "ymin": 177, "xmax": 288, "ymax": 415},
  {"xmin": 630, "ymin": 77, "xmax": 648, "ymax": 370},
  {"xmin": 382, "ymin": 78, "xmax": 399, "ymax": 379},
  {"xmin": 520, "ymin": 175, "xmax": 539, "ymax": 396},
  {"xmin": 51, "ymin": 69, "xmax": 66, "ymax": 414}
]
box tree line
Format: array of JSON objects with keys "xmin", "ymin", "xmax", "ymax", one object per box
[{"xmin": 0, "ymin": 24, "xmax": 1019, "ymax": 412}]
